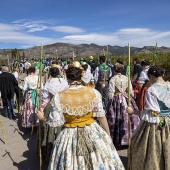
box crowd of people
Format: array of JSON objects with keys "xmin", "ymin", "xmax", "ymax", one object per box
[{"xmin": 0, "ymin": 55, "xmax": 169, "ymax": 170}]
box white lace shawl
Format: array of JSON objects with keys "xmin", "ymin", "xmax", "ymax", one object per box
[
  {"xmin": 147, "ymin": 81, "xmax": 170, "ymax": 108},
  {"xmin": 44, "ymin": 78, "xmax": 69, "ymax": 96},
  {"xmin": 46, "ymin": 86, "xmax": 105, "ymax": 127},
  {"xmin": 140, "ymin": 82, "xmax": 170, "ymax": 123},
  {"xmin": 42, "ymin": 78, "xmax": 69, "ymax": 103},
  {"xmin": 108, "ymin": 75, "xmax": 134, "ymax": 99}
]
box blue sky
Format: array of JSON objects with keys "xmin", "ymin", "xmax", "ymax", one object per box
[{"xmin": 0, "ymin": 0, "xmax": 170, "ymax": 49}]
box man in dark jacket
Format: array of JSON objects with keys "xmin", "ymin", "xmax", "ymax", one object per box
[
  {"xmin": 0, "ymin": 65, "xmax": 18, "ymax": 119},
  {"xmin": 133, "ymin": 58, "xmax": 142, "ymax": 77}
]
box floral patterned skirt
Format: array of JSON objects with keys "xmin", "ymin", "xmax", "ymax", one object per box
[
  {"xmin": 107, "ymin": 93, "xmax": 140, "ymax": 146},
  {"xmin": 48, "ymin": 122, "xmax": 125, "ymax": 170},
  {"xmin": 128, "ymin": 121, "xmax": 170, "ymax": 170},
  {"xmin": 22, "ymin": 90, "xmax": 39, "ymax": 128}
]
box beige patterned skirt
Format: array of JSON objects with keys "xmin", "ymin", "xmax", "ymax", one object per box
[
  {"xmin": 128, "ymin": 120, "xmax": 170, "ymax": 170},
  {"xmin": 48, "ymin": 122, "xmax": 125, "ymax": 170}
]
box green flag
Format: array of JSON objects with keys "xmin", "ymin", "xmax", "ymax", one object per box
[
  {"xmin": 106, "ymin": 55, "xmax": 111, "ymax": 61},
  {"xmin": 34, "ymin": 62, "xmax": 45, "ymax": 72},
  {"xmin": 126, "ymin": 65, "xmax": 130, "ymax": 76},
  {"xmin": 154, "ymin": 52, "xmax": 158, "ymax": 58}
]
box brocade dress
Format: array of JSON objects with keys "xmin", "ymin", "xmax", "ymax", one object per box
[
  {"xmin": 40, "ymin": 77, "xmax": 69, "ymax": 162},
  {"xmin": 107, "ymin": 74, "xmax": 140, "ymax": 146},
  {"xmin": 129, "ymin": 81, "xmax": 170, "ymax": 170},
  {"xmin": 47, "ymin": 86, "xmax": 125, "ymax": 170}
]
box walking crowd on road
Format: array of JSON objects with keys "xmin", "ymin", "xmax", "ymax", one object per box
[{"xmin": 0, "ymin": 55, "xmax": 169, "ymax": 170}]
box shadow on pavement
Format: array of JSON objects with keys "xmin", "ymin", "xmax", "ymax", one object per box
[
  {"xmin": 1, "ymin": 110, "xmax": 48, "ymax": 170},
  {"xmin": 14, "ymin": 114, "xmax": 48, "ymax": 170}
]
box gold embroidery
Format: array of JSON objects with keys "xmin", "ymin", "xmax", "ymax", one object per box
[{"xmin": 59, "ymin": 87, "xmax": 97, "ymax": 116}]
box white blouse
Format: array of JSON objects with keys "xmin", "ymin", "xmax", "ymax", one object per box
[
  {"xmin": 140, "ymin": 81, "xmax": 170, "ymax": 124},
  {"xmin": 19, "ymin": 74, "xmax": 39, "ymax": 91},
  {"xmin": 138, "ymin": 68, "xmax": 149, "ymax": 84},
  {"xmin": 140, "ymin": 91, "xmax": 160, "ymax": 123},
  {"xmin": 46, "ymin": 86, "xmax": 106, "ymax": 127},
  {"xmin": 42, "ymin": 78, "xmax": 69, "ymax": 103}
]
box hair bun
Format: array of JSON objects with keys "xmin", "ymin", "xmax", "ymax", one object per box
[{"xmin": 148, "ymin": 66, "xmax": 165, "ymax": 78}]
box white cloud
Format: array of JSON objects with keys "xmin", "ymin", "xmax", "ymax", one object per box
[
  {"xmin": 27, "ymin": 25, "xmax": 48, "ymax": 32},
  {"xmin": 0, "ymin": 23, "xmax": 22, "ymax": 31},
  {"xmin": 50, "ymin": 26, "xmax": 85, "ymax": 34},
  {"xmin": 12, "ymin": 19, "xmax": 85, "ymax": 34},
  {"xmin": 60, "ymin": 28, "xmax": 170, "ymax": 47},
  {"xmin": 60, "ymin": 33, "xmax": 118, "ymax": 44},
  {"xmin": 0, "ymin": 21, "xmax": 170, "ymax": 48},
  {"xmin": 0, "ymin": 22, "xmax": 57, "ymax": 46},
  {"xmin": 12, "ymin": 19, "xmax": 56, "ymax": 25}
]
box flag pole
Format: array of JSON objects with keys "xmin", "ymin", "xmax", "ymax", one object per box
[
  {"xmin": 153, "ymin": 42, "xmax": 157, "ymax": 65},
  {"xmin": 38, "ymin": 44, "xmax": 43, "ymax": 170},
  {"xmin": 127, "ymin": 42, "xmax": 132, "ymax": 170},
  {"xmin": 0, "ymin": 114, "xmax": 6, "ymax": 144},
  {"xmin": 72, "ymin": 50, "xmax": 75, "ymax": 60}
]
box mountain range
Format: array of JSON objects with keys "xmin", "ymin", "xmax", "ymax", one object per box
[{"xmin": 0, "ymin": 43, "xmax": 170, "ymax": 59}]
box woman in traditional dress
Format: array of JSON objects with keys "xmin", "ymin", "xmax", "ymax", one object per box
[
  {"xmin": 19, "ymin": 67, "xmax": 40, "ymax": 128},
  {"xmin": 81, "ymin": 61, "xmax": 94, "ymax": 87},
  {"xmin": 37, "ymin": 61, "xmax": 125, "ymax": 170},
  {"xmin": 40, "ymin": 67, "xmax": 69, "ymax": 162},
  {"xmin": 136, "ymin": 59, "xmax": 151, "ymax": 110},
  {"xmin": 107, "ymin": 63, "xmax": 140, "ymax": 146},
  {"xmin": 132, "ymin": 58, "xmax": 142, "ymax": 99},
  {"xmin": 127, "ymin": 66, "xmax": 170, "ymax": 170}
]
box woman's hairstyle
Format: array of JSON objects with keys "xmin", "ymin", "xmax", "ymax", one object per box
[
  {"xmin": 133, "ymin": 58, "xmax": 140, "ymax": 64},
  {"xmin": 147, "ymin": 66, "xmax": 165, "ymax": 78},
  {"xmin": 28, "ymin": 67, "xmax": 35, "ymax": 73},
  {"xmin": 49, "ymin": 67, "xmax": 59, "ymax": 78},
  {"xmin": 114, "ymin": 63, "xmax": 124, "ymax": 73},
  {"xmin": 66, "ymin": 66, "xmax": 83, "ymax": 81},
  {"xmin": 13, "ymin": 66, "xmax": 18, "ymax": 70},
  {"xmin": 81, "ymin": 62, "xmax": 88, "ymax": 71},
  {"xmin": 141, "ymin": 59, "xmax": 150, "ymax": 66},
  {"xmin": 117, "ymin": 58, "xmax": 124, "ymax": 65},
  {"xmin": 99, "ymin": 56, "xmax": 106, "ymax": 63},
  {"xmin": 52, "ymin": 60, "xmax": 57, "ymax": 64}
]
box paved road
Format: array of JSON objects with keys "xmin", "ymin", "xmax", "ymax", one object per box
[{"xmin": 0, "ymin": 110, "xmax": 127, "ymax": 170}]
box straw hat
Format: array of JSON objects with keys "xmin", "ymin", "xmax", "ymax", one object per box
[
  {"xmin": 89, "ymin": 56, "xmax": 93, "ymax": 59},
  {"xmin": 69, "ymin": 61, "xmax": 83, "ymax": 70}
]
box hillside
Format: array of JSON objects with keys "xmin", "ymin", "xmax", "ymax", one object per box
[{"xmin": 0, "ymin": 43, "xmax": 170, "ymax": 59}]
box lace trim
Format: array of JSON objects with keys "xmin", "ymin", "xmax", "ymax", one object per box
[
  {"xmin": 93, "ymin": 111, "xmax": 105, "ymax": 117},
  {"xmin": 53, "ymin": 88, "xmax": 105, "ymax": 116},
  {"xmin": 140, "ymin": 111, "xmax": 160, "ymax": 123},
  {"xmin": 60, "ymin": 97, "xmax": 99, "ymax": 116},
  {"xmin": 148, "ymin": 81, "xmax": 170, "ymax": 108},
  {"xmin": 110, "ymin": 75, "xmax": 128, "ymax": 93},
  {"xmin": 46, "ymin": 119, "xmax": 65, "ymax": 127}
]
